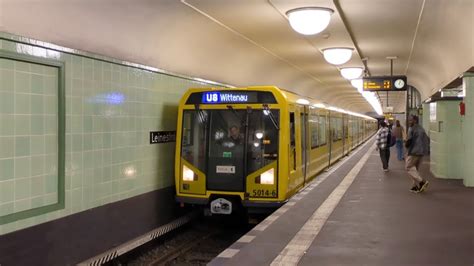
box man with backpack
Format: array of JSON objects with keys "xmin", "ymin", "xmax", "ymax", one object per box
[
  {"xmin": 375, "ymin": 121, "xmax": 392, "ymax": 172},
  {"xmin": 405, "ymin": 115, "xmax": 430, "ymax": 193}
]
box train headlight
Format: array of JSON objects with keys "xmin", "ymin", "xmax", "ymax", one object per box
[
  {"xmin": 183, "ymin": 165, "xmax": 196, "ymax": 181},
  {"xmin": 260, "ymin": 168, "xmax": 275, "ymax": 185}
]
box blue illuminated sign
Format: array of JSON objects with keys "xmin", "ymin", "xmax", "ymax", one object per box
[
  {"xmin": 202, "ymin": 92, "xmax": 249, "ymax": 104},
  {"xmin": 187, "ymin": 90, "xmax": 276, "ymax": 105}
]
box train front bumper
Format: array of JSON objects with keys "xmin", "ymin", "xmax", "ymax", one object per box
[{"xmin": 175, "ymin": 195, "xmax": 287, "ymax": 210}]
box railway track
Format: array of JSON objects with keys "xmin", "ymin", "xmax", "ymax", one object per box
[
  {"xmin": 149, "ymin": 230, "xmax": 220, "ymax": 265},
  {"xmin": 110, "ymin": 215, "xmax": 256, "ymax": 266}
]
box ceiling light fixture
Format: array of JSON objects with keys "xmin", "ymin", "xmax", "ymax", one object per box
[
  {"xmin": 340, "ymin": 67, "xmax": 363, "ymax": 80},
  {"xmin": 350, "ymin": 78, "xmax": 363, "ymax": 93},
  {"xmin": 286, "ymin": 7, "xmax": 334, "ymax": 35},
  {"xmin": 362, "ymin": 91, "xmax": 383, "ymax": 115},
  {"xmin": 296, "ymin": 98, "xmax": 310, "ymax": 105},
  {"xmin": 322, "ymin": 47, "xmax": 354, "ymax": 65},
  {"xmin": 313, "ymin": 103, "xmax": 326, "ymax": 108}
]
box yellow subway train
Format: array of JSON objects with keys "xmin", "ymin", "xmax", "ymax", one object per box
[{"xmin": 174, "ymin": 86, "xmax": 377, "ymax": 214}]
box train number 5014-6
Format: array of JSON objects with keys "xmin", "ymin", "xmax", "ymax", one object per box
[{"xmin": 252, "ymin": 189, "xmax": 277, "ymax": 197}]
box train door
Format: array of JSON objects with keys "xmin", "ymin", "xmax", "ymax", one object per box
[
  {"xmin": 289, "ymin": 109, "xmax": 297, "ymax": 190},
  {"xmin": 328, "ymin": 111, "xmax": 332, "ymax": 166},
  {"xmin": 288, "ymin": 105, "xmax": 305, "ymax": 190},
  {"xmin": 300, "ymin": 106, "xmax": 309, "ymax": 184},
  {"xmin": 342, "ymin": 115, "xmax": 346, "ymax": 155},
  {"xmin": 352, "ymin": 117, "xmax": 357, "ymax": 148},
  {"xmin": 323, "ymin": 110, "xmax": 330, "ymax": 168},
  {"xmin": 343, "ymin": 114, "xmax": 349, "ymax": 155},
  {"xmin": 344, "ymin": 115, "xmax": 352, "ymax": 153},
  {"xmin": 206, "ymin": 109, "xmax": 246, "ymax": 192}
]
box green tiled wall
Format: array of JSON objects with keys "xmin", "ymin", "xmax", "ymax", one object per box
[
  {"xmin": 0, "ymin": 51, "xmax": 65, "ymax": 229},
  {"xmin": 0, "ymin": 34, "xmax": 221, "ymax": 234}
]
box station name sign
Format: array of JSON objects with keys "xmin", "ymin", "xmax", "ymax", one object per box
[
  {"xmin": 150, "ymin": 131, "xmax": 176, "ymax": 144},
  {"xmin": 363, "ymin": 75, "xmax": 407, "ymax": 91},
  {"xmin": 202, "ymin": 92, "xmax": 250, "ymax": 104}
]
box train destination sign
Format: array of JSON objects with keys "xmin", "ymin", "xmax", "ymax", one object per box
[
  {"xmin": 362, "ymin": 76, "xmax": 407, "ymax": 91},
  {"xmin": 186, "ymin": 90, "xmax": 277, "ymax": 105},
  {"xmin": 202, "ymin": 92, "xmax": 254, "ymax": 104}
]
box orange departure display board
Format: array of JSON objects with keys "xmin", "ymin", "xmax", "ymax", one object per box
[{"xmin": 362, "ymin": 76, "xmax": 407, "ymax": 91}]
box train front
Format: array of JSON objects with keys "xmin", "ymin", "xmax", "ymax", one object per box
[{"xmin": 175, "ymin": 88, "xmax": 285, "ymax": 215}]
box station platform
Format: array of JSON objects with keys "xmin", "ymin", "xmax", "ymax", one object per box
[{"xmin": 209, "ymin": 138, "xmax": 474, "ymax": 266}]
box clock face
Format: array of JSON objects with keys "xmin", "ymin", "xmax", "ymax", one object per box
[{"xmin": 394, "ymin": 79, "xmax": 405, "ymax": 89}]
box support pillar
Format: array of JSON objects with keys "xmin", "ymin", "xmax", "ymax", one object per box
[
  {"xmin": 461, "ymin": 73, "xmax": 474, "ymax": 186},
  {"xmin": 429, "ymin": 101, "xmax": 462, "ymax": 179}
]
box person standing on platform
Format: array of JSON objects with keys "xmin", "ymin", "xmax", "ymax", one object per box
[
  {"xmin": 392, "ymin": 120, "xmax": 405, "ymax": 161},
  {"xmin": 375, "ymin": 121, "xmax": 390, "ymax": 172},
  {"xmin": 405, "ymin": 115, "xmax": 430, "ymax": 193}
]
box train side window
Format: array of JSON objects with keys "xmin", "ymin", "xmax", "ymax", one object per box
[
  {"xmin": 310, "ymin": 113, "xmax": 318, "ymax": 149},
  {"xmin": 182, "ymin": 112, "xmax": 194, "ymax": 146},
  {"xmin": 181, "ymin": 110, "xmax": 208, "ymax": 172},
  {"xmin": 319, "ymin": 115, "xmax": 327, "ymax": 146},
  {"xmin": 247, "ymin": 109, "xmax": 280, "ymax": 174},
  {"xmin": 300, "ymin": 112, "xmax": 305, "ymax": 150},
  {"xmin": 337, "ymin": 117, "xmax": 343, "ymax": 140},
  {"xmin": 331, "ymin": 117, "xmax": 337, "ymax": 142},
  {"xmin": 344, "ymin": 118, "xmax": 348, "ymax": 139},
  {"xmin": 290, "ymin": 112, "xmax": 295, "ymax": 147},
  {"xmin": 289, "ymin": 112, "xmax": 296, "ymax": 171}
]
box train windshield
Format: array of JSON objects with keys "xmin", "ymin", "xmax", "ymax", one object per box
[
  {"xmin": 181, "ymin": 109, "xmax": 209, "ymax": 172},
  {"xmin": 181, "ymin": 108, "xmax": 279, "ymax": 187},
  {"xmin": 246, "ymin": 109, "xmax": 279, "ymax": 173}
]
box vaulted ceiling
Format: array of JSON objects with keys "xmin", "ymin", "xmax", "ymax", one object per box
[{"xmin": 1, "ymin": 0, "xmax": 472, "ymax": 115}]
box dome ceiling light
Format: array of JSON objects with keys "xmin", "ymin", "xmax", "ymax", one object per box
[
  {"xmin": 286, "ymin": 7, "xmax": 334, "ymax": 35},
  {"xmin": 340, "ymin": 67, "xmax": 363, "ymax": 80},
  {"xmin": 322, "ymin": 47, "xmax": 354, "ymax": 65}
]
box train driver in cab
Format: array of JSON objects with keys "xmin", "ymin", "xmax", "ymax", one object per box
[
  {"xmin": 218, "ymin": 125, "xmax": 243, "ymax": 149},
  {"xmin": 228, "ymin": 125, "xmax": 243, "ymax": 146},
  {"xmin": 217, "ymin": 125, "xmax": 244, "ymax": 170}
]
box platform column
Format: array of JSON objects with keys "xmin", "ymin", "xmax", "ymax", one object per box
[
  {"xmin": 461, "ymin": 73, "xmax": 474, "ymax": 187},
  {"xmin": 429, "ymin": 101, "xmax": 462, "ymax": 180},
  {"xmin": 422, "ymin": 103, "xmax": 430, "ymax": 137}
]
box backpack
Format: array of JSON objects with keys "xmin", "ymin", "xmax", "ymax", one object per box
[{"xmin": 387, "ymin": 130, "xmax": 396, "ymax": 147}]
